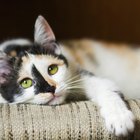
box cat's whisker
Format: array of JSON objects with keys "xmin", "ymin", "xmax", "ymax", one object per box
[
  {"xmin": 65, "ymin": 79, "xmax": 86, "ymax": 87},
  {"xmin": 57, "ymin": 84, "xmax": 68, "ymax": 92},
  {"xmin": 68, "ymin": 84, "xmax": 82, "ymax": 86},
  {"xmin": 66, "ymin": 76, "xmax": 85, "ymax": 82},
  {"xmin": 57, "ymin": 81, "xmax": 84, "ymax": 93},
  {"xmin": 65, "ymin": 74, "xmax": 81, "ymax": 82},
  {"xmin": 66, "ymin": 86, "xmax": 85, "ymax": 90},
  {"xmin": 58, "ymin": 86, "xmax": 66, "ymax": 91},
  {"xmin": 65, "ymin": 74, "xmax": 88, "ymax": 84},
  {"xmin": 66, "ymin": 79, "xmax": 84, "ymax": 85}
]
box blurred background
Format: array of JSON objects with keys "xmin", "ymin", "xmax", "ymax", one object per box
[{"xmin": 0, "ymin": 0, "xmax": 140, "ymax": 44}]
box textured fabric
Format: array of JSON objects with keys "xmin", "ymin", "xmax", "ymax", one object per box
[{"xmin": 0, "ymin": 100, "xmax": 139, "ymax": 140}]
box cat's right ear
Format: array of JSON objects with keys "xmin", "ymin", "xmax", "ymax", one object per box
[{"xmin": 34, "ymin": 15, "xmax": 56, "ymax": 46}]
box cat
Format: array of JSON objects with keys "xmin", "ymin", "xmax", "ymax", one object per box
[{"xmin": 0, "ymin": 15, "xmax": 135, "ymax": 136}]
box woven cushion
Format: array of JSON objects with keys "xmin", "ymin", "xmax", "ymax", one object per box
[{"xmin": 0, "ymin": 100, "xmax": 139, "ymax": 140}]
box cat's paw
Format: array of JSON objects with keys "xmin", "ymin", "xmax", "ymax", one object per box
[{"xmin": 101, "ymin": 108, "xmax": 135, "ymax": 136}]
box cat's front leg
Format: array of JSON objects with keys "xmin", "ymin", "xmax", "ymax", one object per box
[{"xmin": 82, "ymin": 75, "xmax": 135, "ymax": 136}]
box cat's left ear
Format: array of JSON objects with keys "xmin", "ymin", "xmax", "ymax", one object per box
[
  {"xmin": 34, "ymin": 15, "xmax": 56, "ymax": 46},
  {"xmin": 0, "ymin": 52, "xmax": 14, "ymax": 85}
]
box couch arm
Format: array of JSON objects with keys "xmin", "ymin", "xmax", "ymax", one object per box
[{"xmin": 0, "ymin": 100, "xmax": 139, "ymax": 140}]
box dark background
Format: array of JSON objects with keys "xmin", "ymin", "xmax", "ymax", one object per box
[{"xmin": 0, "ymin": 0, "xmax": 140, "ymax": 44}]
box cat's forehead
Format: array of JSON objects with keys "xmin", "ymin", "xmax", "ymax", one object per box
[
  {"xmin": 22, "ymin": 54, "xmax": 64, "ymax": 66},
  {"xmin": 19, "ymin": 54, "xmax": 65, "ymax": 77},
  {"xmin": 28, "ymin": 42, "xmax": 58, "ymax": 55},
  {"xmin": 18, "ymin": 54, "xmax": 65, "ymax": 81}
]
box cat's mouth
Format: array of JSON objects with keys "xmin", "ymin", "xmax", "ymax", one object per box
[{"xmin": 47, "ymin": 94, "xmax": 63, "ymax": 105}]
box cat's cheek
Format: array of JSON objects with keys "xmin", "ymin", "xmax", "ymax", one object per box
[
  {"xmin": 51, "ymin": 66, "xmax": 67, "ymax": 83},
  {"xmin": 13, "ymin": 87, "xmax": 35, "ymax": 103}
]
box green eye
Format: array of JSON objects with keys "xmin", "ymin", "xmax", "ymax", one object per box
[
  {"xmin": 48, "ymin": 65, "xmax": 58, "ymax": 75},
  {"xmin": 20, "ymin": 78, "xmax": 33, "ymax": 89}
]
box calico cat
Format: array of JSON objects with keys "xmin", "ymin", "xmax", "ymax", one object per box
[{"xmin": 0, "ymin": 16, "xmax": 135, "ymax": 136}]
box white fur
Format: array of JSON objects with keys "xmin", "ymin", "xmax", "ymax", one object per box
[
  {"xmin": 14, "ymin": 86, "xmax": 35, "ymax": 104},
  {"xmin": 82, "ymin": 75, "xmax": 135, "ymax": 136},
  {"xmin": 27, "ymin": 93, "xmax": 53, "ymax": 104},
  {"xmin": 0, "ymin": 39, "xmax": 32, "ymax": 51},
  {"xmin": 92, "ymin": 42, "xmax": 140, "ymax": 99}
]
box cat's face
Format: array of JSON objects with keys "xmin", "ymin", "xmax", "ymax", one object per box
[
  {"xmin": 0, "ymin": 16, "xmax": 70, "ymax": 105},
  {"xmin": 15, "ymin": 49, "xmax": 68, "ymax": 105}
]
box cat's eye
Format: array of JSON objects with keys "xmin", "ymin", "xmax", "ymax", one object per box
[
  {"xmin": 20, "ymin": 78, "xmax": 33, "ymax": 89},
  {"xmin": 48, "ymin": 64, "xmax": 58, "ymax": 75}
]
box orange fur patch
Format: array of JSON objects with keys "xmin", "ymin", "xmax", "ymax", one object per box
[{"xmin": 62, "ymin": 39, "xmax": 95, "ymax": 66}]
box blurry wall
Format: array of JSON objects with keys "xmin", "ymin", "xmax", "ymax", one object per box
[{"xmin": 0, "ymin": 0, "xmax": 140, "ymax": 43}]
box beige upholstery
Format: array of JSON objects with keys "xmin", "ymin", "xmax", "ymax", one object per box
[{"xmin": 0, "ymin": 100, "xmax": 139, "ymax": 140}]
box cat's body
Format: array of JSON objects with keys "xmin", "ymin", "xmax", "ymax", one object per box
[
  {"xmin": 0, "ymin": 16, "xmax": 136, "ymax": 136},
  {"xmin": 61, "ymin": 39, "xmax": 140, "ymax": 99}
]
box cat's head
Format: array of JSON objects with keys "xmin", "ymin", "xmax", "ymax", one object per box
[{"xmin": 0, "ymin": 16, "xmax": 70, "ymax": 105}]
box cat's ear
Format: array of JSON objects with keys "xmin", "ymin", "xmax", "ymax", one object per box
[
  {"xmin": 34, "ymin": 15, "xmax": 56, "ymax": 46},
  {"xmin": 0, "ymin": 52, "xmax": 14, "ymax": 85}
]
